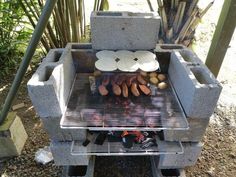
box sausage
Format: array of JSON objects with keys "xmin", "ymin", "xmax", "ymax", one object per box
[
  {"xmin": 122, "ymin": 82, "xmax": 129, "ymax": 98},
  {"xmin": 150, "ymin": 77, "xmax": 159, "ymax": 85},
  {"xmin": 139, "ymin": 84, "xmax": 151, "ymax": 95},
  {"xmin": 140, "ymin": 71, "xmax": 148, "ymax": 77},
  {"xmin": 112, "ymin": 84, "xmax": 122, "ymax": 96},
  {"xmin": 126, "ymin": 75, "xmax": 136, "ymax": 87},
  {"xmin": 98, "ymin": 85, "xmax": 109, "ymax": 96},
  {"xmin": 131, "ymin": 83, "xmax": 140, "ymax": 97},
  {"xmin": 116, "ymin": 75, "xmax": 126, "ymax": 85},
  {"xmin": 149, "ymin": 72, "xmax": 157, "ymax": 78},
  {"xmin": 102, "ymin": 75, "xmax": 110, "ymax": 86},
  {"xmin": 137, "ymin": 75, "xmax": 147, "ymax": 85}
]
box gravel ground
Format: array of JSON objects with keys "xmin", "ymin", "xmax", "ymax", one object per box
[{"xmin": 1, "ymin": 0, "xmax": 236, "ymax": 177}]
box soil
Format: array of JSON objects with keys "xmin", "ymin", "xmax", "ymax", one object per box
[{"xmin": 1, "ymin": 0, "xmax": 236, "ymax": 176}]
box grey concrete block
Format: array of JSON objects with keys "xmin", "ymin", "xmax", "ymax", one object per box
[
  {"xmin": 27, "ymin": 47, "xmax": 76, "ymax": 118},
  {"xmin": 51, "ymin": 141, "xmax": 90, "ymax": 166},
  {"xmin": 168, "ymin": 51, "xmax": 222, "ymax": 118},
  {"xmin": 158, "ymin": 142, "xmax": 202, "ymax": 169},
  {"xmin": 41, "ymin": 117, "xmax": 87, "ymax": 141},
  {"xmin": 0, "ymin": 112, "xmax": 28, "ymax": 158},
  {"xmin": 151, "ymin": 157, "xmax": 186, "ymax": 177},
  {"xmin": 163, "ymin": 117, "xmax": 209, "ymax": 142},
  {"xmin": 155, "ymin": 44, "xmax": 186, "ymax": 73},
  {"xmin": 61, "ymin": 156, "xmax": 95, "ymax": 177},
  {"xmin": 91, "ymin": 11, "xmax": 161, "ymax": 50}
]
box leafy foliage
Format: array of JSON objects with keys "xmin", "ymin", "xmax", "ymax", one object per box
[{"xmin": 0, "ymin": 0, "xmax": 32, "ymax": 78}]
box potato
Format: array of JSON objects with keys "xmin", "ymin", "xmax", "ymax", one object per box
[
  {"xmin": 150, "ymin": 77, "xmax": 159, "ymax": 85},
  {"xmin": 158, "ymin": 82, "xmax": 168, "ymax": 89},
  {"xmin": 149, "ymin": 72, "xmax": 158, "ymax": 78},
  {"xmin": 157, "ymin": 74, "xmax": 166, "ymax": 81},
  {"xmin": 93, "ymin": 70, "xmax": 102, "ymax": 77}
]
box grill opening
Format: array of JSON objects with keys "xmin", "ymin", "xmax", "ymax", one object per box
[
  {"xmin": 161, "ymin": 169, "xmax": 181, "ymax": 176},
  {"xmin": 160, "ymin": 45, "xmax": 183, "ymax": 50},
  {"xmin": 190, "ymin": 67, "xmax": 213, "ymax": 85},
  {"xmin": 96, "ymin": 12, "xmax": 122, "ymax": 16},
  {"xmin": 39, "ymin": 66, "xmax": 55, "ymax": 82},
  {"xmin": 67, "ymin": 166, "xmax": 87, "ymax": 176}
]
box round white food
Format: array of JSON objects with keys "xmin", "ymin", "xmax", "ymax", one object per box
[
  {"xmin": 117, "ymin": 58, "xmax": 139, "ymax": 72},
  {"xmin": 95, "ymin": 58, "xmax": 117, "ymax": 71},
  {"xmin": 116, "ymin": 50, "xmax": 134, "ymax": 60},
  {"xmin": 138, "ymin": 58, "xmax": 159, "ymax": 72},
  {"xmin": 96, "ymin": 50, "xmax": 117, "ymax": 60},
  {"xmin": 134, "ymin": 50, "xmax": 156, "ymax": 60}
]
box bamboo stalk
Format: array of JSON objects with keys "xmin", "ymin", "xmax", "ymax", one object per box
[
  {"xmin": 187, "ymin": 0, "xmax": 198, "ymax": 17},
  {"xmin": 175, "ymin": 2, "xmax": 186, "ymax": 33}
]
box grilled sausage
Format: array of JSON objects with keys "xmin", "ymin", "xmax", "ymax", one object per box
[
  {"xmin": 131, "ymin": 83, "xmax": 140, "ymax": 97},
  {"xmin": 112, "ymin": 84, "xmax": 122, "ymax": 96},
  {"xmin": 116, "ymin": 75, "xmax": 126, "ymax": 85},
  {"xmin": 137, "ymin": 75, "xmax": 147, "ymax": 85},
  {"xmin": 122, "ymin": 82, "xmax": 129, "ymax": 98},
  {"xmin": 140, "ymin": 71, "xmax": 148, "ymax": 77},
  {"xmin": 139, "ymin": 84, "xmax": 151, "ymax": 95},
  {"xmin": 126, "ymin": 75, "xmax": 136, "ymax": 87},
  {"xmin": 98, "ymin": 85, "xmax": 109, "ymax": 96}
]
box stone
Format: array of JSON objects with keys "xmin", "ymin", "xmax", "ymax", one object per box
[
  {"xmin": 158, "ymin": 142, "xmax": 202, "ymax": 169},
  {"xmin": 168, "ymin": 51, "xmax": 222, "ymax": 118},
  {"xmin": 41, "ymin": 116, "xmax": 87, "ymax": 141},
  {"xmin": 155, "ymin": 44, "xmax": 186, "ymax": 73},
  {"xmin": 91, "ymin": 11, "xmax": 161, "ymax": 50},
  {"xmin": 50, "ymin": 141, "xmax": 90, "ymax": 166},
  {"xmin": 163, "ymin": 117, "xmax": 210, "ymax": 142},
  {"xmin": 0, "ymin": 112, "xmax": 28, "ymax": 158},
  {"xmin": 27, "ymin": 47, "xmax": 75, "ymax": 118},
  {"xmin": 61, "ymin": 156, "xmax": 95, "ymax": 177}
]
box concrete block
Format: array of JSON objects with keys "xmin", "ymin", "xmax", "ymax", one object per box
[
  {"xmin": 155, "ymin": 44, "xmax": 186, "ymax": 73},
  {"xmin": 0, "ymin": 112, "xmax": 28, "ymax": 158},
  {"xmin": 51, "ymin": 141, "xmax": 90, "ymax": 166},
  {"xmin": 62, "ymin": 156, "xmax": 95, "ymax": 177},
  {"xmin": 41, "ymin": 117, "xmax": 87, "ymax": 141},
  {"xmin": 27, "ymin": 47, "xmax": 76, "ymax": 118},
  {"xmin": 163, "ymin": 117, "xmax": 209, "ymax": 142},
  {"xmin": 168, "ymin": 51, "xmax": 222, "ymax": 118},
  {"xmin": 91, "ymin": 11, "xmax": 161, "ymax": 50},
  {"xmin": 151, "ymin": 157, "xmax": 186, "ymax": 177},
  {"xmin": 158, "ymin": 142, "xmax": 202, "ymax": 169}
]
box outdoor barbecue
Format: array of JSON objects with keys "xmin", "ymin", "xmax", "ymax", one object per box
[{"xmin": 27, "ymin": 11, "xmax": 222, "ymax": 177}]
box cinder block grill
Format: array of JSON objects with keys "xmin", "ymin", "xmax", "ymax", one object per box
[{"xmin": 27, "ymin": 11, "xmax": 222, "ymax": 177}]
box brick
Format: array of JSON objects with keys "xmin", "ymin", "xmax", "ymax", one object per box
[
  {"xmin": 91, "ymin": 11, "xmax": 161, "ymax": 50},
  {"xmin": 168, "ymin": 51, "xmax": 222, "ymax": 118},
  {"xmin": 27, "ymin": 47, "xmax": 75, "ymax": 118},
  {"xmin": 163, "ymin": 117, "xmax": 209, "ymax": 142},
  {"xmin": 51, "ymin": 141, "xmax": 90, "ymax": 166},
  {"xmin": 0, "ymin": 112, "xmax": 28, "ymax": 158},
  {"xmin": 157, "ymin": 142, "xmax": 202, "ymax": 169},
  {"xmin": 41, "ymin": 117, "xmax": 87, "ymax": 141}
]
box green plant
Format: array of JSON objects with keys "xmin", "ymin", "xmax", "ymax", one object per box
[{"xmin": 0, "ymin": 0, "xmax": 32, "ymax": 78}]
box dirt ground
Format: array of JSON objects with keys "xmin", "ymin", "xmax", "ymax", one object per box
[{"xmin": 1, "ymin": 0, "xmax": 236, "ymax": 177}]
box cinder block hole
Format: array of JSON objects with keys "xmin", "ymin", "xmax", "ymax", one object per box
[
  {"xmin": 72, "ymin": 44, "xmax": 92, "ymax": 49},
  {"xmin": 39, "ymin": 66, "xmax": 55, "ymax": 82},
  {"xmin": 190, "ymin": 68, "xmax": 213, "ymax": 85},
  {"xmin": 160, "ymin": 45, "xmax": 183, "ymax": 50},
  {"xmin": 179, "ymin": 50, "xmax": 193, "ymax": 62},
  {"xmin": 161, "ymin": 169, "xmax": 180, "ymax": 176},
  {"xmin": 52, "ymin": 51, "xmax": 63, "ymax": 62},
  {"xmin": 67, "ymin": 166, "xmax": 87, "ymax": 176},
  {"xmin": 127, "ymin": 12, "xmax": 153, "ymax": 17},
  {"xmin": 96, "ymin": 12, "xmax": 122, "ymax": 16}
]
